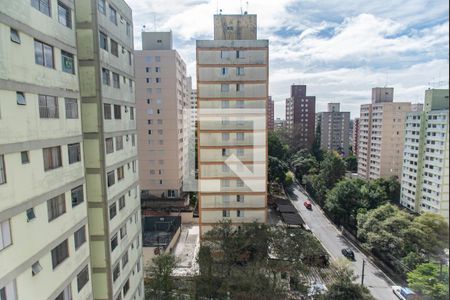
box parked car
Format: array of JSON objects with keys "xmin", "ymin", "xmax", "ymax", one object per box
[
  {"xmin": 303, "ymin": 200, "xmax": 312, "ymax": 209},
  {"xmin": 392, "ymin": 286, "xmax": 418, "ymax": 300},
  {"xmin": 341, "ymin": 248, "xmax": 355, "ymax": 260}
]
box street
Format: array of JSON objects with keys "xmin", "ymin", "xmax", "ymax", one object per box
[{"xmin": 287, "ymin": 183, "xmax": 398, "ymax": 300}]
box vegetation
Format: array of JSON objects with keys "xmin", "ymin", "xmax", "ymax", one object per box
[
  {"xmin": 146, "ymin": 253, "xmax": 178, "ymax": 299},
  {"xmin": 407, "ymin": 262, "xmax": 449, "ymax": 300},
  {"xmin": 344, "ymin": 154, "xmax": 358, "ymax": 172}
]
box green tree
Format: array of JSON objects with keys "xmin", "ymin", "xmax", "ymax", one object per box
[
  {"xmin": 412, "ymin": 213, "xmax": 449, "ymax": 258},
  {"xmin": 407, "ymin": 262, "xmax": 449, "ymax": 300},
  {"xmin": 374, "ymin": 176, "xmax": 400, "ymax": 204},
  {"xmin": 312, "ymin": 122, "xmax": 323, "ymax": 161},
  {"xmin": 284, "ymin": 171, "xmax": 295, "ymax": 186},
  {"xmin": 303, "ymin": 174, "xmax": 328, "ymax": 206},
  {"xmin": 319, "ymin": 151, "xmax": 346, "ymax": 189},
  {"xmin": 325, "ymin": 263, "xmax": 375, "ymax": 300},
  {"xmin": 344, "ymin": 154, "xmax": 358, "ymax": 172},
  {"xmin": 290, "ymin": 149, "xmax": 319, "ymax": 182},
  {"xmin": 360, "ymin": 180, "xmax": 388, "ymax": 209},
  {"xmin": 268, "ymin": 156, "xmax": 288, "ymax": 184},
  {"xmin": 147, "ymin": 253, "xmax": 177, "ymax": 299},
  {"xmin": 268, "ymin": 131, "xmax": 288, "ymax": 160}
]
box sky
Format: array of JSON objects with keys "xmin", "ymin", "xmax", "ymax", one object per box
[{"xmin": 127, "ymin": 0, "xmax": 449, "ymax": 119}]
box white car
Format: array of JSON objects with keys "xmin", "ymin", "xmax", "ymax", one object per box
[
  {"xmin": 392, "ymin": 285, "xmax": 417, "ymax": 300},
  {"xmin": 308, "ymin": 282, "xmax": 328, "ymax": 296}
]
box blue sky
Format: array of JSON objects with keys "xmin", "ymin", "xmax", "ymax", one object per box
[{"xmin": 127, "ymin": 0, "xmax": 449, "ymax": 119}]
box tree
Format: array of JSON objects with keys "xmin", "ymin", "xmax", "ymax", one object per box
[
  {"xmin": 319, "ymin": 151, "xmax": 346, "ymax": 189},
  {"xmin": 407, "ymin": 262, "xmax": 449, "ymax": 300},
  {"xmin": 374, "ymin": 176, "xmax": 400, "ymax": 204},
  {"xmin": 412, "ymin": 213, "xmax": 449, "ymax": 258},
  {"xmin": 268, "ymin": 156, "xmax": 289, "ymax": 184},
  {"xmin": 312, "ymin": 121, "xmax": 323, "ymax": 161},
  {"xmin": 325, "ymin": 262, "xmax": 375, "ymax": 300},
  {"xmin": 147, "ymin": 253, "xmax": 177, "ymax": 299},
  {"xmin": 344, "ymin": 154, "xmax": 358, "ymax": 172},
  {"xmin": 303, "ymin": 174, "xmax": 328, "ymax": 206},
  {"xmin": 284, "ymin": 171, "xmax": 295, "ymax": 186},
  {"xmin": 268, "ymin": 131, "xmax": 288, "ymax": 160},
  {"xmin": 360, "ymin": 180, "xmax": 388, "ymax": 209},
  {"xmin": 290, "ymin": 149, "xmax": 319, "ymax": 182}
]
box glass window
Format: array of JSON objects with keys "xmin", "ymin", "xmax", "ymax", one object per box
[
  {"xmin": 61, "ymin": 50, "xmax": 75, "ymax": 74},
  {"xmin": 119, "ymin": 196, "xmax": 125, "ymax": 210},
  {"xmin": 77, "ymin": 265, "xmax": 89, "ymax": 292},
  {"xmin": 117, "ymin": 166, "xmax": 124, "ymax": 181},
  {"xmin": 31, "ymin": 0, "xmax": 51, "ymax": 16},
  {"xmin": 109, "ymin": 5, "xmax": 117, "ymax": 25},
  {"xmin": 0, "ymin": 219, "xmax": 12, "ymax": 250},
  {"xmin": 71, "ymin": 185, "xmax": 84, "ymax": 207},
  {"xmin": 10, "ymin": 28, "xmax": 21, "ymax": 44},
  {"xmin": 16, "ymin": 91, "xmax": 26, "ymax": 105},
  {"xmin": 99, "ymin": 31, "xmax": 108, "ymax": 50},
  {"xmin": 126, "ymin": 22, "xmax": 131, "ymax": 36},
  {"xmin": 111, "ymin": 234, "xmax": 118, "ymax": 252},
  {"xmin": 68, "ymin": 143, "xmax": 81, "ymax": 164},
  {"xmin": 26, "ymin": 208, "xmax": 36, "ymax": 221},
  {"xmin": 51, "ymin": 240, "xmax": 69, "ymax": 269},
  {"xmin": 65, "ymin": 98, "xmax": 78, "ymax": 118},
  {"xmin": 102, "ymin": 68, "xmax": 110, "ymax": 85},
  {"xmin": 114, "ymin": 105, "xmax": 121, "ymax": 119},
  {"xmin": 112, "ymin": 263, "xmax": 120, "ymax": 281},
  {"xmin": 34, "ymin": 40, "xmax": 54, "ymax": 68},
  {"xmin": 112, "ymin": 72, "xmax": 120, "ymax": 88},
  {"xmin": 110, "ymin": 39, "xmax": 118, "ymax": 57},
  {"xmin": 21, "ymin": 151, "xmax": 29, "ymax": 164},
  {"xmin": 116, "ymin": 136, "xmax": 123, "ymax": 150},
  {"xmin": 107, "ymin": 171, "xmax": 115, "ymax": 187},
  {"xmin": 104, "ymin": 103, "xmax": 112, "ymax": 119},
  {"xmin": 47, "ymin": 194, "xmax": 66, "ymax": 221},
  {"xmin": 109, "ymin": 202, "xmax": 117, "ymax": 220},
  {"xmin": 43, "ymin": 146, "xmax": 62, "ymax": 171},
  {"xmin": 31, "ymin": 261, "xmax": 42, "ymax": 276},
  {"xmin": 0, "ymin": 155, "xmax": 5, "ymax": 185},
  {"xmin": 39, "ymin": 95, "xmax": 58, "ymax": 118},
  {"xmin": 74, "ymin": 225, "xmax": 86, "ymax": 250},
  {"xmin": 106, "ymin": 138, "xmax": 114, "ymax": 154},
  {"xmin": 57, "ymin": 1, "xmax": 72, "ymax": 28}
]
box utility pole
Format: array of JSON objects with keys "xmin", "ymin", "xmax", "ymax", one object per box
[{"xmin": 361, "ymin": 260, "xmax": 366, "ymax": 286}]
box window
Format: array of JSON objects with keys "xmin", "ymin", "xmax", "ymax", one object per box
[
  {"xmin": 39, "ymin": 95, "xmax": 58, "ymax": 118},
  {"xmin": 21, "ymin": 151, "xmax": 29, "ymax": 164},
  {"xmin": 128, "ymin": 51, "xmax": 132, "ymax": 65},
  {"xmin": 61, "ymin": 51, "xmax": 75, "ymax": 74},
  {"xmin": 120, "ymin": 224, "xmax": 127, "ymax": 238},
  {"xmin": 131, "ymin": 134, "xmax": 136, "ymax": 146},
  {"xmin": 34, "ymin": 40, "xmax": 54, "ymax": 68},
  {"xmin": 117, "ymin": 166, "xmax": 124, "ymax": 181},
  {"xmin": 104, "ymin": 103, "xmax": 112, "ymax": 119},
  {"xmin": 236, "ymin": 132, "xmax": 244, "ymax": 140},
  {"xmin": 237, "ymin": 210, "xmax": 244, "ymax": 217},
  {"xmin": 57, "ymin": 2, "xmax": 71, "ymax": 28},
  {"xmin": 43, "ymin": 146, "xmax": 62, "ymax": 171},
  {"xmin": 31, "ymin": 0, "xmax": 51, "ymax": 16},
  {"xmin": 16, "ymin": 91, "xmax": 26, "ymax": 105},
  {"xmin": 77, "ymin": 265, "xmax": 89, "ymax": 292},
  {"xmin": 237, "ymin": 195, "xmax": 244, "ymax": 202},
  {"xmin": 116, "ymin": 136, "xmax": 123, "ymax": 150},
  {"xmin": 112, "ymin": 72, "xmax": 120, "ymax": 88},
  {"xmin": 155, "ymin": 67, "xmax": 160, "ymax": 72},
  {"xmin": 119, "ymin": 196, "xmax": 125, "ymax": 210},
  {"xmin": 113, "ymin": 263, "xmax": 120, "ymax": 281},
  {"xmin": 102, "ymin": 68, "xmax": 110, "ymax": 85},
  {"xmin": 122, "ymin": 251, "xmax": 129, "ymax": 268},
  {"xmin": 111, "ymin": 234, "xmax": 118, "ymax": 252},
  {"xmin": 222, "ymin": 148, "xmax": 229, "ymax": 157},
  {"xmin": 156, "ymin": 77, "xmax": 161, "ymax": 83},
  {"xmin": 222, "ymin": 210, "xmax": 230, "ymax": 217},
  {"xmin": 110, "ymin": 39, "xmax": 119, "ymax": 57},
  {"xmin": 55, "ymin": 285, "xmax": 71, "ymax": 300},
  {"xmin": 114, "ymin": 105, "xmax": 121, "ymax": 119},
  {"xmin": 73, "ymin": 226, "xmax": 86, "ymax": 250},
  {"xmin": 222, "ymin": 133, "xmax": 230, "ymax": 141},
  {"xmin": 32, "ymin": 261, "xmax": 43, "ymax": 276},
  {"xmin": 236, "ymin": 84, "xmax": 243, "ymax": 92},
  {"xmin": 98, "ymin": 0, "xmax": 106, "ymax": 14},
  {"xmin": 68, "ymin": 143, "xmax": 81, "ymax": 164},
  {"xmin": 126, "ymin": 22, "xmax": 131, "ymax": 36},
  {"xmin": 10, "ymin": 28, "xmax": 21, "ymax": 44},
  {"xmin": 71, "ymin": 185, "xmax": 84, "ymax": 207},
  {"xmin": 106, "ymin": 138, "xmax": 114, "ymax": 154},
  {"xmin": 237, "ymin": 179, "xmax": 244, "ymax": 187},
  {"xmin": 236, "ymin": 50, "xmax": 245, "ymax": 58},
  {"xmin": 109, "ymin": 5, "xmax": 117, "ymax": 25},
  {"xmin": 109, "ymin": 202, "xmax": 117, "ymax": 220},
  {"xmin": 65, "ymin": 98, "xmax": 78, "ymax": 118},
  {"xmin": 221, "ymin": 67, "xmax": 228, "ymax": 76},
  {"xmin": 47, "ymin": 194, "xmax": 66, "ymax": 222},
  {"xmin": 107, "ymin": 171, "xmax": 115, "ymax": 187},
  {"xmin": 26, "ymin": 208, "xmax": 36, "ymax": 222},
  {"xmin": 51, "ymin": 239, "xmax": 69, "ymax": 269},
  {"xmin": 237, "ymin": 67, "xmax": 245, "ymax": 76},
  {"xmin": 221, "ymin": 84, "xmax": 229, "ymax": 92},
  {"xmin": 123, "ymin": 279, "xmax": 130, "ymax": 295},
  {"xmin": 99, "ymin": 31, "xmax": 108, "ymax": 50},
  {"xmin": 0, "ymin": 220, "xmax": 12, "ymax": 251},
  {"xmin": 130, "ymin": 107, "xmax": 135, "ymax": 120}
]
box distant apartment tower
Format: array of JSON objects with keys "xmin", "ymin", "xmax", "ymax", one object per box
[
  {"xmin": 267, "ymin": 96, "xmax": 274, "ymax": 130},
  {"xmin": 196, "ymin": 14, "xmax": 268, "ymax": 234},
  {"xmin": 352, "ymin": 118, "xmax": 360, "ymax": 156},
  {"xmin": 400, "ymin": 89, "xmax": 449, "ymax": 221},
  {"xmin": 190, "ymin": 88, "xmax": 198, "ymax": 135},
  {"xmin": 357, "ymin": 87, "xmax": 412, "ymax": 180},
  {"xmin": 286, "ymin": 85, "xmax": 316, "ymax": 150},
  {"xmin": 317, "ymin": 103, "xmax": 350, "ymax": 156},
  {"xmin": 0, "ymin": 1, "xmax": 92, "ymax": 299},
  {"xmin": 75, "ymin": 0, "xmax": 144, "ymax": 299},
  {"xmin": 135, "ymin": 32, "xmax": 190, "ymax": 203},
  {"xmin": 274, "ymin": 118, "xmax": 286, "ymax": 130}
]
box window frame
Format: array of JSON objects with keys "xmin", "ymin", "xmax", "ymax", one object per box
[
  {"xmin": 61, "ymin": 50, "xmax": 75, "ymax": 74},
  {"xmin": 43, "ymin": 146, "xmax": 62, "ymax": 171},
  {"xmin": 10, "ymin": 28, "xmax": 21, "ymax": 44},
  {"xmin": 77, "ymin": 265, "xmax": 90, "ymax": 292},
  {"xmin": 51, "ymin": 239, "xmax": 69, "ymax": 269},
  {"xmin": 68, "ymin": 143, "xmax": 81, "ymax": 164},
  {"xmin": 47, "ymin": 194, "xmax": 66, "ymax": 222},
  {"xmin": 107, "ymin": 171, "xmax": 115, "ymax": 187},
  {"xmin": 57, "ymin": 1, "xmax": 72, "ymax": 28},
  {"xmin": 65, "ymin": 98, "xmax": 78, "ymax": 119},
  {"xmin": 31, "ymin": 0, "xmax": 51, "ymax": 16},
  {"xmin": 38, "ymin": 95, "xmax": 59, "ymax": 118},
  {"xmin": 74, "ymin": 225, "xmax": 86, "ymax": 250},
  {"xmin": 34, "ymin": 39, "xmax": 54, "ymax": 68},
  {"xmin": 71, "ymin": 185, "xmax": 84, "ymax": 207}
]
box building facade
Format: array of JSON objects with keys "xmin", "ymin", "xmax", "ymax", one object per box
[
  {"xmin": 285, "ymin": 85, "xmax": 316, "ymax": 150},
  {"xmin": 316, "ymin": 103, "xmax": 350, "ymax": 156},
  {"xmin": 352, "ymin": 118, "xmax": 360, "ymax": 156},
  {"xmin": 190, "ymin": 88, "xmax": 197, "ymax": 136},
  {"xmin": 357, "ymin": 87, "xmax": 412, "ymax": 180},
  {"xmin": 75, "ymin": 0, "xmax": 143, "ymax": 299},
  {"xmin": 400, "ymin": 89, "xmax": 449, "ymax": 221},
  {"xmin": 267, "ymin": 96, "xmax": 274, "ymax": 130},
  {"xmin": 0, "ymin": 1, "xmax": 92, "ymax": 298},
  {"xmin": 135, "ymin": 31, "xmax": 190, "ymax": 203},
  {"xmin": 196, "ymin": 14, "xmax": 268, "ymax": 234}
]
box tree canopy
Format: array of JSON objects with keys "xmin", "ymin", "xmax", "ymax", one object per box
[{"xmin": 407, "ymin": 262, "xmax": 449, "ymax": 300}]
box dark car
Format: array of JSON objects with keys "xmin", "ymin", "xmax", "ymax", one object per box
[
  {"xmin": 341, "ymin": 248, "xmax": 355, "ymax": 260},
  {"xmin": 304, "ymin": 200, "xmax": 312, "ymax": 210}
]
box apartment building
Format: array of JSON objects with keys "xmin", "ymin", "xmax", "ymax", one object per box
[
  {"xmin": 400, "ymin": 89, "xmax": 449, "ymax": 221},
  {"xmin": 352, "ymin": 118, "xmax": 360, "ymax": 156},
  {"xmin": 75, "ymin": 0, "xmax": 143, "ymax": 299},
  {"xmin": 196, "ymin": 14, "xmax": 268, "ymax": 234},
  {"xmin": 267, "ymin": 96, "xmax": 274, "ymax": 130},
  {"xmin": 285, "ymin": 85, "xmax": 316, "ymax": 150},
  {"xmin": 316, "ymin": 103, "xmax": 350, "ymax": 156},
  {"xmin": 357, "ymin": 87, "xmax": 412, "ymax": 180},
  {"xmin": 135, "ymin": 31, "xmax": 190, "ymax": 203},
  {"xmin": 0, "ymin": 1, "xmax": 92, "ymax": 299}
]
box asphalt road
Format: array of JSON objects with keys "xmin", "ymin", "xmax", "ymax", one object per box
[{"xmin": 287, "ymin": 183, "xmax": 398, "ymax": 300}]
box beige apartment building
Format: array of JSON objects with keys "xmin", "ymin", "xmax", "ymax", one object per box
[
  {"xmin": 0, "ymin": 0, "xmax": 92, "ymax": 299},
  {"xmin": 316, "ymin": 103, "xmax": 350, "ymax": 156},
  {"xmin": 75, "ymin": 0, "xmax": 143, "ymax": 299},
  {"xmin": 358, "ymin": 87, "xmax": 412, "ymax": 180},
  {"xmin": 135, "ymin": 31, "xmax": 190, "ymax": 202},
  {"xmin": 197, "ymin": 14, "xmax": 268, "ymax": 234}
]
